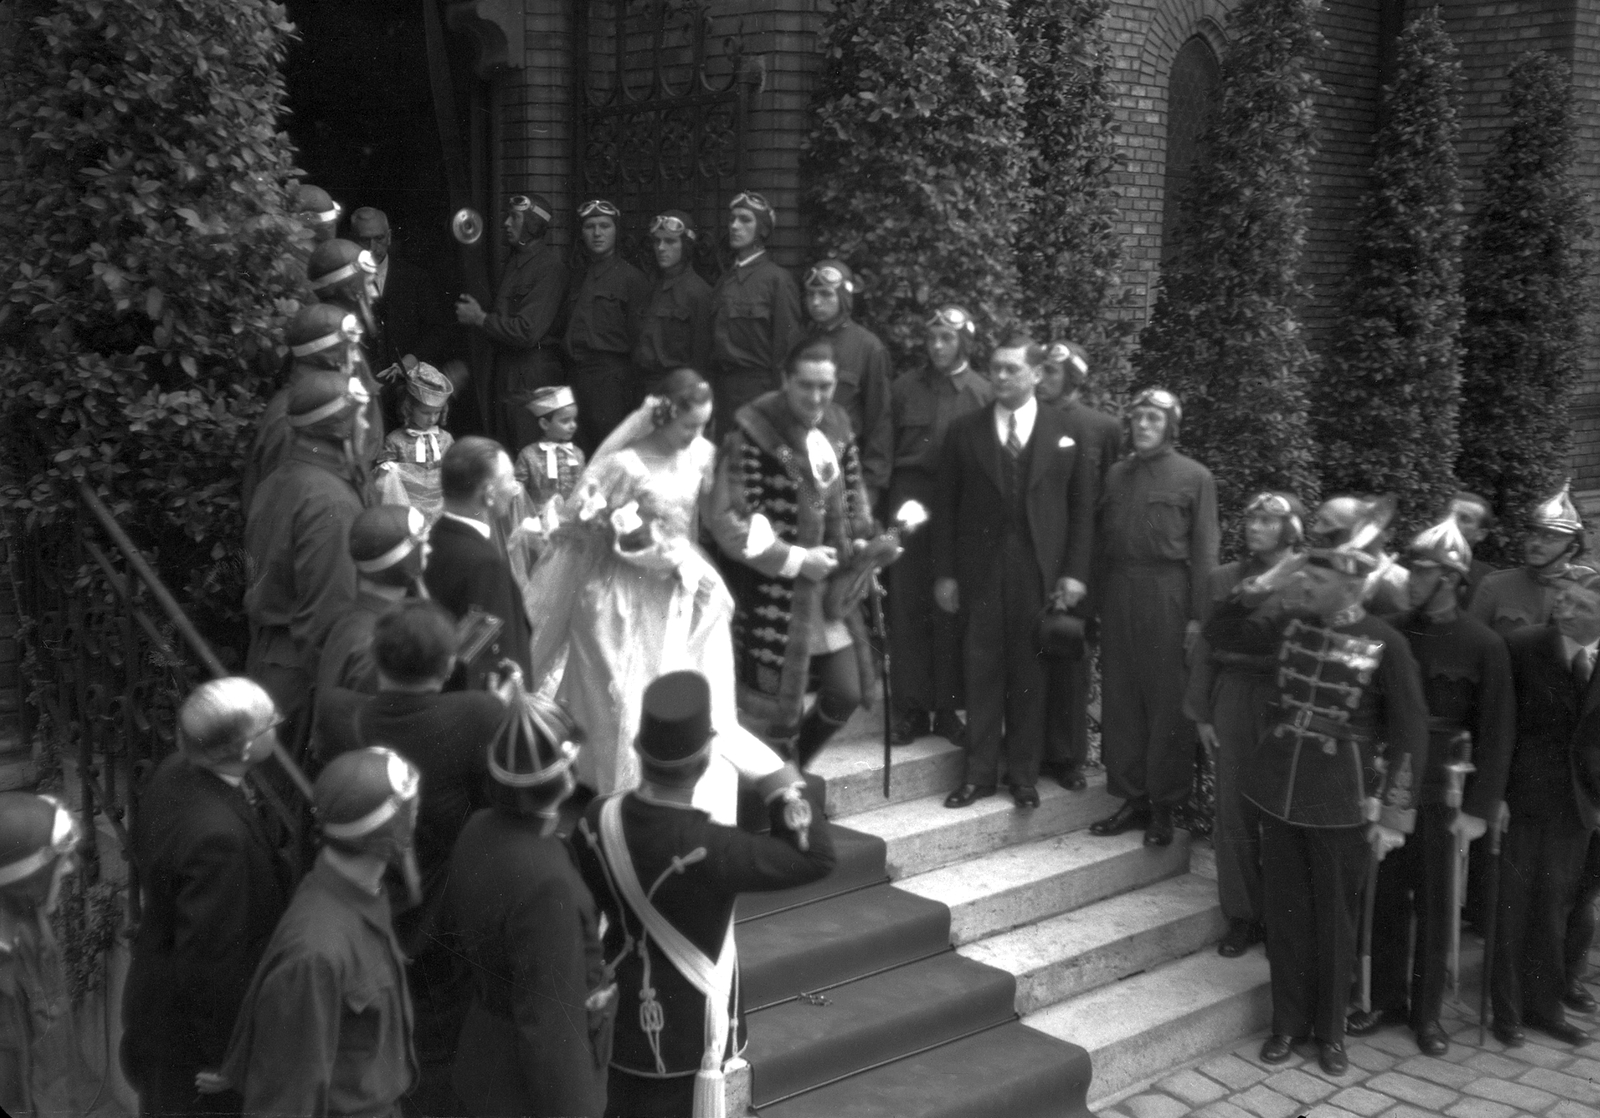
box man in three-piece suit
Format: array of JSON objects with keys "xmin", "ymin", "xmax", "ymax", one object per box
[
  {"xmin": 425, "ymin": 436, "xmax": 533, "ymax": 688},
  {"xmin": 121, "ymin": 679, "xmax": 294, "ymax": 1118},
  {"xmin": 1493, "ymin": 570, "xmax": 1600, "ymax": 1047},
  {"xmin": 933, "ymin": 335, "xmax": 1095, "ymax": 811}
]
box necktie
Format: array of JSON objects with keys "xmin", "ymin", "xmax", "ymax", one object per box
[
  {"xmin": 1006, "ymin": 412, "xmax": 1022, "ymax": 459},
  {"xmin": 1577, "ymin": 647, "xmax": 1593, "ymax": 689}
]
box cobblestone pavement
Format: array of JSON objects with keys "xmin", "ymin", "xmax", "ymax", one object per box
[{"xmin": 1099, "ymin": 952, "xmax": 1600, "ymax": 1118}]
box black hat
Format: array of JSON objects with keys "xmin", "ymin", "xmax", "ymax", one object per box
[
  {"xmin": 1035, "ymin": 608, "xmax": 1086, "ymax": 662},
  {"xmin": 637, "ymin": 671, "xmax": 714, "ymax": 766}
]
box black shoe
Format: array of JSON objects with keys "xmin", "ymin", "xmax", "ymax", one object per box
[
  {"xmin": 888, "ymin": 711, "xmax": 926, "ymax": 747},
  {"xmin": 931, "ymin": 710, "xmax": 967, "ymax": 746},
  {"xmin": 1317, "ymin": 1041, "xmax": 1348, "ymax": 1076},
  {"xmin": 1564, "ymin": 979, "xmax": 1598, "ymax": 1015},
  {"xmin": 1492, "ymin": 1019, "xmax": 1526, "ymax": 1047},
  {"xmin": 1011, "ymin": 785, "xmax": 1040, "ymax": 809},
  {"xmin": 1415, "ymin": 1021, "xmax": 1448, "ymax": 1056},
  {"xmin": 1217, "ymin": 919, "xmax": 1260, "ymax": 958},
  {"xmin": 1056, "ymin": 766, "xmax": 1087, "ymax": 792},
  {"xmin": 1526, "ymin": 1012, "xmax": 1588, "ymax": 1045},
  {"xmin": 1345, "ymin": 1006, "xmax": 1406, "ymax": 1037},
  {"xmin": 1144, "ymin": 805, "xmax": 1174, "ymax": 847},
  {"xmin": 943, "ymin": 784, "xmax": 995, "ymax": 809},
  {"xmin": 1090, "ymin": 800, "xmax": 1151, "ymax": 836},
  {"xmin": 1259, "ymin": 1034, "xmax": 1297, "ymax": 1064}
]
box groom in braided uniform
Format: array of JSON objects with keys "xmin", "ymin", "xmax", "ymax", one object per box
[
  {"xmin": 572, "ymin": 671, "xmax": 835, "ymax": 1118},
  {"xmin": 709, "ymin": 335, "xmax": 879, "ymax": 765}
]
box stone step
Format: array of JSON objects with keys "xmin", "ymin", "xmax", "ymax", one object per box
[
  {"xmin": 898, "ymin": 828, "xmax": 1191, "ymax": 946},
  {"xmin": 962, "ymin": 873, "xmax": 1230, "ymax": 1014},
  {"xmin": 841, "ymin": 773, "xmax": 1121, "ymax": 880},
  {"xmin": 1025, "ymin": 946, "xmax": 1273, "ymax": 1104},
  {"xmin": 810, "ymin": 733, "xmax": 966, "ymax": 819}
]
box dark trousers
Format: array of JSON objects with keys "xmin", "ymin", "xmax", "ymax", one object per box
[
  {"xmin": 1260, "ymin": 813, "xmax": 1369, "ymax": 1044},
  {"xmin": 1099, "ymin": 564, "xmax": 1194, "ymax": 807},
  {"xmin": 1565, "ymin": 831, "xmax": 1600, "ymax": 984},
  {"xmin": 961, "ymin": 534, "xmax": 1047, "ymax": 789},
  {"xmin": 571, "ymin": 350, "xmax": 641, "ymax": 454},
  {"xmin": 1211, "ymin": 669, "xmax": 1271, "ymax": 923},
  {"xmin": 1493, "ymin": 801, "xmax": 1592, "ymax": 1027},
  {"xmin": 604, "ymin": 1071, "xmax": 694, "ymax": 1118},
  {"xmin": 1369, "ymin": 803, "xmax": 1454, "ymax": 1025},
  {"xmin": 888, "ymin": 521, "xmax": 963, "ymax": 714},
  {"xmin": 1043, "ymin": 647, "xmax": 1093, "ymax": 773}
]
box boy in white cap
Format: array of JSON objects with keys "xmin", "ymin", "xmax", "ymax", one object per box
[{"xmin": 515, "ymin": 385, "xmax": 587, "ymax": 518}]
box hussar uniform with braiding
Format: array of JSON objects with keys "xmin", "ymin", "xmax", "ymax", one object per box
[
  {"xmin": 572, "ymin": 672, "xmax": 834, "ymax": 1118},
  {"xmin": 1202, "ymin": 501, "xmax": 1430, "ymax": 1061}
]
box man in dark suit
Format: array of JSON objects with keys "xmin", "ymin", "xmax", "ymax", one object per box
[
  {"xmin": 1493, "ymin": 570, "xmax": 1600, "ymax": 1047},
  {"xmin": 933, "ymin": 334, "xmax": 1095, "ymax": 811},
  {"xmin": 426, "ymin": 435, "xmax": 533, "ymax": 687},
  {"xmin": 350, "ymin": 207, "xmax": 458, "ymax": 374},
  {"xmin": 1040, "ymin": 340, "xmax": 1124, "ymax": 790},
  {"xmin": 121, "ymin": 678, "xmax": 294, "ymax": 1118},
  {"xmin": 448, "ymin": 687, "xmax": 612, "ymax": 1118},
  {"xmin": 572, "ymin": 671, "xmax": 835, "ymax": 1118}
]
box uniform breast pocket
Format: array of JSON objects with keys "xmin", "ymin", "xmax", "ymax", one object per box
[
  {"xmin": 1142, "ymin": 489, "xmax": 1191, "ymax": 540},
  {"xmin": 593, "ymin": 291, "xmax": 628, "ymax": 332},
  {"xmin": 342, "ymin": 984, "xmax": 383, "ymax": 1056},
  {"xmin": 721, "ymin": 296, "xmax": 771, "ymax": 326}
]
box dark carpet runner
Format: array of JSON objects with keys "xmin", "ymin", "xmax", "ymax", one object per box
[{"xmin": 734, "ymin": 815, "xmax": 1094, "ymax": 1117}]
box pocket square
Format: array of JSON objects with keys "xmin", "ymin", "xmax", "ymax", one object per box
[{"xmin": 1057, "ymin": 436, "xmax": 1076, "ymax": 449}]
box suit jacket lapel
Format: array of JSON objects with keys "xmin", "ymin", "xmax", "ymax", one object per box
[
  {"xmin": 1028, "ymin": 406, "xmax": 1060, "ymax": 492},
  {"xmin": 1545, "ymin": 628, "xmax": 1582, "ymax": 714},
  {"xmin": 975, "ymin": 407, "xmax": 1004, "ymax": 496}
]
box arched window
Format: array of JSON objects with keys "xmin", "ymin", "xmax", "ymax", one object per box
[{"xmin": 1161, "ymin": 35, "xmax": 1222, "ymax": 264}]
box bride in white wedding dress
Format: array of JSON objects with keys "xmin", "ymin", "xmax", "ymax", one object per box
[{"xmin": 520, "ymin": 369, "xmax": 799, "ymax": 823}]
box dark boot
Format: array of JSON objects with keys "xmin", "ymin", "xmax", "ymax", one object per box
[{"xmin": 796, "ymin": 706, "xmax": 851, "ymax": 769}]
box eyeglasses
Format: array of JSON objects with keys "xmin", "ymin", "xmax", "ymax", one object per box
[
  {"xmin": 508, "ymin": 195, "xmax": 552, "ymax": 222},
  {"xmin": 649, "ymin": 214, "xmax": 695, "ymax": 238},
  {"xmin": 578, "ymin": 199, "xmax": 621, "ymax": 219},
  {"xmin": 926, "ymin": 306, "xmax": 975, "ymax": 334},
  {"xmin": 805, "ymin": 264, "xmax": 852, "ymax": 290},
  {"xmin": 729, "ymin": 191, "xmax": 773, "ymax": 214}
]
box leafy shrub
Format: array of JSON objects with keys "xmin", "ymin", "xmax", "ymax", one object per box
[
  {"xmin": 1011, "ymin": 0, "xmax": 1135, "ymax": 393},
  {"xmin": 1314, "ymin": 9, "xmax": 1464, "ymax": 539},
  {"xmin": 0, "ymin": 0, "xmax": 307, "ymax": 656},
  {"xmin": 1455, "ymin": 51, "xmax": 1592, "ymax": 563},
  {"xmin": 802, "ymin": 0, "xmax": 1028, "ymax": 365},
  {"xmin": 1132, "ymin": 0, "xmax": 1324, "ymax": 517}
]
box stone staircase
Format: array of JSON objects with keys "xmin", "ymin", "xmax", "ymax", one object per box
[{"xmin": 733, "ymin": 714, "xmax": 1273, "ymax": 1114}]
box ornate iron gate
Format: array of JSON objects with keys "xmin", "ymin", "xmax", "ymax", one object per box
[{"xmin": 573, "ymin": 0, "xmax": 755, "ymax": 262}]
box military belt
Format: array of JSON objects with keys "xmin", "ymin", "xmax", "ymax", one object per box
[{"xmin": 1274, "ymin": 704, "xmax": 1369, "ymax": 743}]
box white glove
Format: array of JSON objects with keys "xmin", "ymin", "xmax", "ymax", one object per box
[
  {"xmin": 1369, "ymin": 823, "xmax": 1405, "ymax": 861},
  {"xmin": 1450, "ymin": 813, "xmax": 1488, "ymax": 843}
]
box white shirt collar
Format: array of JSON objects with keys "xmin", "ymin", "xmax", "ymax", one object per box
[
  {"xmin": 736, "ymin": 248, "xmax": 766, "ymax": 268},
  {"xmin": 443, "ymin": 510, "xmax": 492, "ymax": 539},
  {"xmin": 994, "ymin": 395, "xmax": 1039, "ymax": 448},
  {"xmin": 1562, "ymin": 634, "xmax": 1599, "ymax": 665}
]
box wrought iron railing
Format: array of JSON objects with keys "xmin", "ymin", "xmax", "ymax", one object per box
[{"xmin": 14, "ymin": 482, "xmax": 310, "ymax": 923}]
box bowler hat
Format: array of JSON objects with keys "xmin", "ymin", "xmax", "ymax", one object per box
[{"xmin": 1035, "ymin": 607, "xmax": 1086, "ymax": 662}]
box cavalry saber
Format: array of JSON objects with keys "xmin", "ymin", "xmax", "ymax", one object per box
[
  {"xmin": 1443, "ymin": 731, "xmax": 1476, "ymax": 995},
  {"xmin": 1479, "ymin": 800, "xmax": 1510, "ymax": 1044},
  {"xmin": 1358, "ymin": 756, "xmax": 1388, "ymax": 1014}
]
